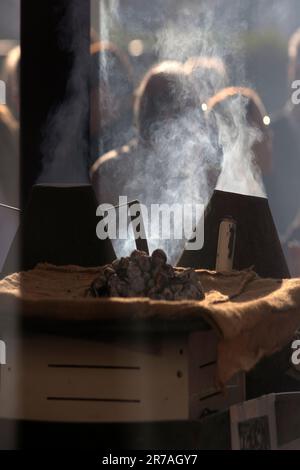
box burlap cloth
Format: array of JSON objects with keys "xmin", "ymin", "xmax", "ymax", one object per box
[{"xmin": 1, "ymin": 263, "xmax": 300, "ymax": 386}]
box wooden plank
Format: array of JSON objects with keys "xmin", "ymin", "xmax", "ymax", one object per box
[{"xmin": 0, "ymin": 334, "xmax": 188, "ymax": 422}]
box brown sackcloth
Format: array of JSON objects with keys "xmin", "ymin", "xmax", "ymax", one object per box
[{"xmin": 1, "ymin": 263, "xmax": 300, "ymax": 386}]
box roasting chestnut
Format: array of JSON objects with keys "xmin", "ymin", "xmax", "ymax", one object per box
[{"xmin": 89, "ymin": 249, "xmax": 205, "ymax": 301}]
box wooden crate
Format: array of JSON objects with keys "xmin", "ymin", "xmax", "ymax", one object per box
[{"xmin": 0, "ymin": 329, "xmax": 245, "ymax": 422}]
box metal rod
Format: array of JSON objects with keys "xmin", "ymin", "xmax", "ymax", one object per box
[{"xmin": 0, "ymin": 202, "xmax": 21, "ymax": 212}]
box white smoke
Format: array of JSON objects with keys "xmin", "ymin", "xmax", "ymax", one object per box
[
  {"xmin": 154, "ymin": 1, "xmax": 266, "ymax": 198},
  {"xmin": 120, "ymin": 107, "xmax": 219, "ymax": 264},
  {"xmin": 99, "ymin": 0, "xmax": 120, "ymax": 42},
  {"xmin": 215, "ymin": 93, "xmax": 266, "ymax": 197},
  {"xmin": 93, "ymin": 0, "xmax": 269, "ymax": 263},
  {"xmin": 38, "ymin": 0, "xmax": 268, "ymax": 262}
]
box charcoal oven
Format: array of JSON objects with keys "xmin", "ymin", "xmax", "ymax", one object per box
[
  {"xmin": 1, "ymin": 184, "xmax": 246, "ymax": 425},
  {"xmin": 0, "ymin": 182, "xmax": 290, "ymax": 446}
]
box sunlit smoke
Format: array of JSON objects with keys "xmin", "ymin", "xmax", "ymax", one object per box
[
  {"xmin": 39, "ymin": 0, "xmax": 268, "ymax": 263},
  {"xmin": 116, "ymin": 102, "xmax": 221, "ymax": 264},
  {"xmin": 213, "ymin": 94, "xmax": 266, "ymax": 197},
  {"xmin": 94, "ymin": 0, "xmax": 268, "ymax": 262},
  {"xmin": 99, "ymin": 0, "xmax": 120, "ymax": 42}
]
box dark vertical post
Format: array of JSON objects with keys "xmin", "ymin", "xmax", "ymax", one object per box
[{"xmin": 20, "ymin": 0, "xmax": 91, "ymax": 206}]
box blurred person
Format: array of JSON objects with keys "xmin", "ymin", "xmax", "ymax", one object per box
[
  {"xmin": 90, "ymin": 41, "xmax": 135, "ymax": 167},
  {"xmin": 265, "ymin": 28, "xmax": 300, "ymax": 238},
  {"xmin": 90, "ymin": 60, "xmax": 222, "ymax": 260},
  {"xmin": 1, "ymin": 45, "xmax": 20, "ymax": 121},
  {"xmin": 184, "ymin": 56, "xmax": 228, "ymax": 108},
  {"xmin": 91, "ymin": 60, "xmax": 221, "ymax": 206},
  {"xmin": 0, "ymin": 104, "xmax": 19, "ymax": 206},
  {"xmin": 207, "ymin": 86, "xmax": 272, "ymax": 195}
]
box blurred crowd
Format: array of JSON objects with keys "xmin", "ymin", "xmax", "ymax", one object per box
[
  {"xmin": 3, "ymin": 27, "xmax": 300, "ymax": 274},
  {"xmin": 0, "ymin": 45, "xmax": 19, "ymax": 207}
]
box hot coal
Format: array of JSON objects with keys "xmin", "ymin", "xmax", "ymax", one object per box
[{"xmin": 89, "ymin": 249, "xmax": 205, "ymax": 301}]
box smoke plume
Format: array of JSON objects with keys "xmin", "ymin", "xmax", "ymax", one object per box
[
  {"xmin": 39, "ymin": 0, "xmax": 268, "ymax": 263},
  {"xmin": 98, "ymin": 1, "xmax": 266, "ymax": 262}
]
